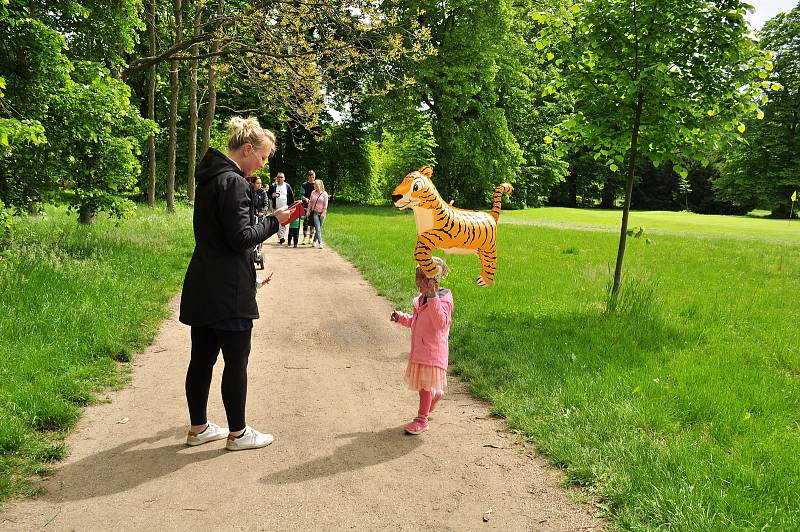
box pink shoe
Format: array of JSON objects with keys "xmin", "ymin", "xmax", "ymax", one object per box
[
  {"xmin": 430, "ymin": 391, "xmax": 443, "ymax": 413},
  {"xmin": 404, "ymin": 416, "xmax": 429, "ymax": 435}
]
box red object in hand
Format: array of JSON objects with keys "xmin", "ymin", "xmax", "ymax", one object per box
[{"xmin": 283, "ymin": 201, "xmax": 305, "ymax": 226}]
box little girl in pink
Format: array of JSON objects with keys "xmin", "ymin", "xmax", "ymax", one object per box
[{"xmin": 390, "ymin": 257, "xmax": 453, "ymax": 434}]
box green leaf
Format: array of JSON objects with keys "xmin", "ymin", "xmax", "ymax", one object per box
[{"xmin": 610, "ymin": 163, "xmax": 618, "ymax": 172}]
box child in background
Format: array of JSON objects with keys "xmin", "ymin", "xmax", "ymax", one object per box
[
  {"xmin": 288, "ymin": 214, "xmax": 301, "ymax": 248},
  {"xmin": 390, "ymin": 257, "xmax": 453, "ymax": 435}
]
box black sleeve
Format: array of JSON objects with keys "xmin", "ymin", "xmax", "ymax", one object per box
[
  {"xmin": 287, "ymin": 183, "xmax": 295, "ymax": 205},
  {"xmin": 218, "ymin": 175, "xmax": 276, "ymax": 251}
]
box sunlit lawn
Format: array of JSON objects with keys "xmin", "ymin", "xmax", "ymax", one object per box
[
  {"xmin": 0, "ymin": 204, "xmax": 194, "ymax": 504},
  {"xmin": 326, "ymin": 205, "xmax": 800, "ymax": 530},
  {"xmin": 504, "ymin": 207, "xmax": 800, "ymax": 244}
]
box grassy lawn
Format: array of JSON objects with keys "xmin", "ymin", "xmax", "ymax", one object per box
[
  {"xmin": 0, "ymin": 204, "xmax": 194, "ymax": 504},
  {"xmin": 504, "ymin": 207, "xmax": 800, "ymax": 244},
  {"xmin": 325, "ymin": 205, "xmax": 800, "ymax": 530}
]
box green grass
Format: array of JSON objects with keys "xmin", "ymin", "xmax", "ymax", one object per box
[
  {"xmin": 504, "ymin": 207, "xmax": 800, "ymax": 244},
  {"xmin": 325, "ymin": 205, "xmax": 800, "ymax": 530},
  {"xmin": 0, "ymin": 204, "xmax": 194, "ymax": 504}
]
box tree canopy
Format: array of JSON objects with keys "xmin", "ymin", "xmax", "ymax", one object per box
[
  {"xmin": 713, "ymin": 6, "xmax": 800, "ymax": 216},
  {"xmin": 0, "ymin": 0, "xmax": 791, "ymax": 233}
]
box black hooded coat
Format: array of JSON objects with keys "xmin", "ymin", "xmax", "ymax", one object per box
[{"xmin": 179, "ymin": 148, "xmax": 279, "ymax": 326}]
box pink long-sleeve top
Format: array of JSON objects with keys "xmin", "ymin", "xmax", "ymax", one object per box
[
  {"xmin": 395, "ymin": 289, "xmax": 453, "ymax": 370},
  {"xmin": 308, "ymin": 190, "xmax": 329, "ymax": 213}
]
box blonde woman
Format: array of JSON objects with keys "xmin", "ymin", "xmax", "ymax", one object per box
[
  {"xmin": 307, "ymin": 179, "xmax": 329, "ymax": 248},
  {"xmin": 179, "ymin": 116, "xmax": 290, "ymax": 451}
]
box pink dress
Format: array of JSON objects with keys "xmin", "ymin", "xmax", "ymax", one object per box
[{"xmin": 394, "ymin": 289, "xmax": 453, "ymax": 393}]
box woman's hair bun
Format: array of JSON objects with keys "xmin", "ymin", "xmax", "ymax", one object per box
[{"xmin": 227, "ymin": 116, "xmax": 276, "ymax": 154}]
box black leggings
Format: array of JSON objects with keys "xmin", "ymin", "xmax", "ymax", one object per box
[{"xmin": 186, "ymin": 326, "xmax": 251, "ymax": 432}]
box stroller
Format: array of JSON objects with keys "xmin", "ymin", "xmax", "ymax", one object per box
[
  {"xmin": 252, "ymin": 212, "xmax": 266, "ymax": 270},
  {"xmin": 252, "ymin": 242, "xmax": 265, "ymax": 270}
]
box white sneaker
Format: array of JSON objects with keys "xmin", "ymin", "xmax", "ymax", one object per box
[
  {"xmin": 186, "ymin": 421, "xmax": 229, "ymax": 446},
  {"xmin": 225, "ymin": 426, "xmax": 274, "ymax": 451},
  {"xmin": 319, "ymin": 243, "xmax": 324, "ymax": 249}
]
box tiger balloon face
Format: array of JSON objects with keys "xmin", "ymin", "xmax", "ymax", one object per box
[{"xmin": 391, "ymin": 167, "xmax": 439, "ymax": 210}]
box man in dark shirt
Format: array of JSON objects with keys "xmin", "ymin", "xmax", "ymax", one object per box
[{"xmin": 301, "ymin": 170, "xmax": 316, "ymax": 245}]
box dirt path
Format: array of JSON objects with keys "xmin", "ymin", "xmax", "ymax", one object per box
[{"xmin": 0, "ymin": 240, "xmax": 604, "ymax": 531}]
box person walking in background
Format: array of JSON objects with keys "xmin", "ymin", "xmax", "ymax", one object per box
[
  {"xmin": 179, "ymin": 116, "xmax": 291, "ymax": 451},
  {"xmin": 307, "ymin": 179, "xmax": 328, "ymax": 249},
  {"xmin": 267, "ymin": 172, "xmax": 294, "ymax": 245},
  {"xmin": 251, "ymin": 176, "xmax": 268, "ymax": 221},
  {"xmin": 301, "ymin": 170, "xmax": 316, "ymax": 245},
  {"xmin": 390, "ymin": 257, "xmax": 453, "ymax": 435}
]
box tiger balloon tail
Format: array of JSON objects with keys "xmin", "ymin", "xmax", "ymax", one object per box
[{"xmin": 391, "ymin": 166, "xmax": 513, "ymax": 287}]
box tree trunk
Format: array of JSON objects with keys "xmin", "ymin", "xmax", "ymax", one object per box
[
  {"xmin": 200, "ymin": 0, "xmax": 225, "ymax": 161},
  {"xmin": 146, "ymin": 0, "xmax": 157, "ymax": 208},
  {"xmin": 167, "ymin": 0, "xmax": 183, "ymax": 212},
  {"xmin": 600, "ymin": 180, "xmax": 616, "ymax": 209},
  {"xmin": 186, "ymin": 1, "xmax": 204, "ymax": 202},
  {"xmin": 567, "ymin": 173, "xmax": 577, "ymax": 207},
  {"xmin": 611, "ymin": 91, "xmax": 644, "ymax": 300},
  {"xmin": 79, "ymin": 205, "xmax": 96, "ymax": 225}
]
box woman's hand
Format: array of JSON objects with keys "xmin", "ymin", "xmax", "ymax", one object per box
[{"xmin": 273, "ymin": 205, "xmax": 291, "ymax": 225}]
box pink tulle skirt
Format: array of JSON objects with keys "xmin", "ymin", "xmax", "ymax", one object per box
[{"xmin": 404, "ymin": 361, "xmax": 447, "ymax": 392}]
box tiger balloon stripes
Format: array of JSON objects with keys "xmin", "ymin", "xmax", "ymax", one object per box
[{"xmin": 391, "ymin": 167, "xmax": 512, "ymax": 287}]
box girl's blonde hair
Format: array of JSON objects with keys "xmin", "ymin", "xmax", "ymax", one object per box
[
  {"xmin": 417, "ymin": 257, "xmax": 449, "ymax": 282},
  {"xmin": 227, "ymin": 116, "xmax": 276, "ymax": 154},
  {"xmin": 314, "ymin": 179, "xmax": 326, "ymax": 193}
]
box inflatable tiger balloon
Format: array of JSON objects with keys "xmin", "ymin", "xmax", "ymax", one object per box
[{"xmin": 391, "ymin": 166, "xmax": 513, "ymax": 287}]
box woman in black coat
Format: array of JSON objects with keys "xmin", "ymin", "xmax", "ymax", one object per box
[{"xmin": 179, "ymin": 116, "xmax": 290, "ymax": 451}]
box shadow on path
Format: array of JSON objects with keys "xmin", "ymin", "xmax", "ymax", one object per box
[
  {"xmin": 38, "ymin": 428, "xmax": 225, "ymax": 502},
  {"xmin": 261, "ymin": 426, "xmax": 421, "ymax": 485}
]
